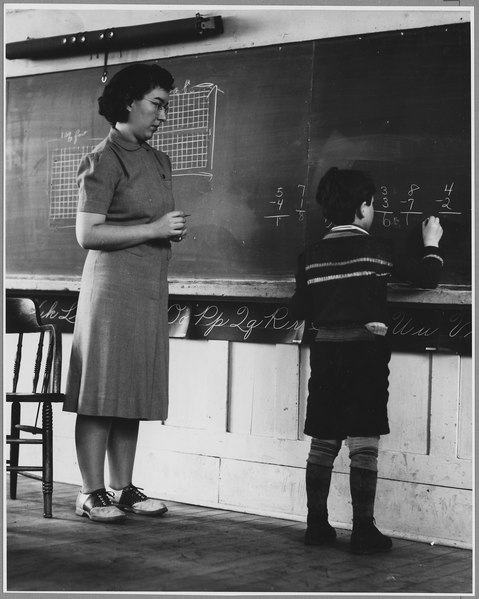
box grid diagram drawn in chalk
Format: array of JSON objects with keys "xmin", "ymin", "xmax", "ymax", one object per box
[
  {"xmin": 47, "ymin": 83, "xmax": 221, "ymax": 228},
  {"xmin": 151, "ymin": 83, "xmax": 220, "ymax": 173}
]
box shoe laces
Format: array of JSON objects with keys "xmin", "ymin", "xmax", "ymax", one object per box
[
  {"xmin": 121, "ymin": 483, "xmax": 148, "ymax": 504},
  {"xmin": 92, "ymin": 488, "xmax": 115, "ymax": 507}
]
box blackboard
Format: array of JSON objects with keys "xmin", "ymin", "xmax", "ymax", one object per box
[
  {"xmin": 307, "ymin": 23, "xmax": 471, "ymax": 286},
  {"xmin": 6, "ymin": 23, "xmax": 471, "ymax": 289}
]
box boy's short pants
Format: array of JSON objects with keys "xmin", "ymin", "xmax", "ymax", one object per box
[{"xmin": 304, "ymin": 337, "xmax": 391, "ymax": 439}]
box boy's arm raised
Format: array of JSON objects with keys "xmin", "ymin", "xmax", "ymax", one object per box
[{"xmin": 393, "ymin": 216, "xmax": 444, "ymax": 289}]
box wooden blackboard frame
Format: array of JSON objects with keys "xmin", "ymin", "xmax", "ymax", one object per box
[{"xmin": 4, "ymin": 274, "xmax": 472, "ymax": 306}]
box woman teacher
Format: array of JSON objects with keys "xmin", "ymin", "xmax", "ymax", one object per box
[{"xmin": 64, "ymin": 63, "xmax": 187, "ymax": 522}]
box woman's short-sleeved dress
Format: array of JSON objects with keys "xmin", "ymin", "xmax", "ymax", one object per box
[{"xmin": 63, "ymin": 128, "xmax": 174, "ymax": 420}]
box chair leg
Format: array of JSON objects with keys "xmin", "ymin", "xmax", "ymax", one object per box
[
  {"xmin": 9, "ymin": 401, "xmax": 21, "ymax": 500},
  {"xmin": 42, "ymin": 402, "xmax": 53, "ymax": 518}
]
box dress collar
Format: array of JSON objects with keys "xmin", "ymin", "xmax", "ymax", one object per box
[{"xmin": 109, "ymin": 127, "xmax": 152, "ymax": 152}]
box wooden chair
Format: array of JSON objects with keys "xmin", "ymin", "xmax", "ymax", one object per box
[{"xmin": 6, "ymin": 297, "xmax": 65, "ymax": 517}]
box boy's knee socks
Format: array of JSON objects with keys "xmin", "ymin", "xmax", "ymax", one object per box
[
  {"xmin": 306, "ymin": 438, "xmax": 339, "ymax": 522},
  {"xmin": 306, "ymin": 462, "xmax": 333, "ymax": 521},
  {"xmin": 350, "ymin": 467, "xmax": 377, "ymax": 525},
  {"xmin": 308, "ymin": 438, "xmax": 341, "ymax": 468},
  {"xmin": 349, "ymin": 467, "xmax": 392, "ymax": 553},
  {"xmin": 304, "ymin": 463, "xmax": 337, "ymax": 545},
  {"xmin": 348, "ymin": 436, "xmax": 379, "ymax": 472}
]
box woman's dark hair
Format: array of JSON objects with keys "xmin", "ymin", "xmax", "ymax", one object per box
[
  {"xmin": 98, "ymin": 63, "xmax": 175, "ymax": 125},
  {"xmin": 316, "ymin": 167, "xmax": 376, "ymax": 225}
]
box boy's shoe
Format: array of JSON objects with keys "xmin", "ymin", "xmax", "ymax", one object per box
[
  {"xmin": 75, "ymin": 488, "xmax": 127, "ymax": 523},
  {"xmin": 111, "ymin": 483, "xmax": 168, "ymax": 516},
  {"xmin": 304, "ymin": 520, "xmax": 337, "ymax": 546},
  {"xmin": 350, "ymin": 521, "xmax": 392, "ymax": 554}
]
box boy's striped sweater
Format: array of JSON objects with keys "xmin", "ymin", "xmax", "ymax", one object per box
[{"xmin": 291, "ymin": 225, "xmax": 444, "ymax": 332}]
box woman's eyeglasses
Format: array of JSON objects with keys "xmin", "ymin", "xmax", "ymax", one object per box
[{"xmin": 144, "ymin": 98, "xmax": 169, "ymax": 115}]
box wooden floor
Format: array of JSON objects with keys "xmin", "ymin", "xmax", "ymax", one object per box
[{"xmin": 6, "ymin": 475, "xmax": 473, "ymax": 595}]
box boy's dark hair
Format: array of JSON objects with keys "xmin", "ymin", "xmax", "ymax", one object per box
[
  {"xmin": 98, "ymin": 63, "xmax": 175, "ymax": 125},
  {"xmin": 316, "ymin": 167, "xmax": 376, "ymax": 225}
]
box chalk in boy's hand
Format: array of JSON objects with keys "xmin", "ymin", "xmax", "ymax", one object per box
[{"xmin": 422, "ymin": 215, "xmax": 443, "ymax": 247}]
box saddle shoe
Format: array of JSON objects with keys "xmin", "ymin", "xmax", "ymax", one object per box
[
  {"xmin": 75, "ymin": 488, "xmax": 127, "ymax": 523},
  {"xmin": 111, "ymin": 483, "xmax": 168, "ymax": 516}
]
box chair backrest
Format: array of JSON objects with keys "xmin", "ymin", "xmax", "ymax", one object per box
[
  {"xmin": 6, "ymin": 297, "xmax": 62, "ymax": 395},
  {"xmin": 6, "ymin": 297, "xmax": 44, "ymax": 334}
]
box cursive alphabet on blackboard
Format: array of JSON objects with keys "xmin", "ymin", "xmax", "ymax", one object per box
[
  {"xmin": 447, "ymin": 311, "xmax": 472, "ymax": 339},
  {"xmin": 193, "ymin": 303, "xmax": 303, "ymax": 341},
  {"xmin": 390, "ymin": 311, "xmax": 439, "ymax": 337},
  {"xmin": 229, "ymin": 305, "xmax": 265, "ymax": 339},
  {"xmin": 38, "ymin": 299, "xmax": 77, "ymax": 325},
  {"xmin": 193, "ymin": 305, "xmax": 230, "ymax": 337},
  {"xmin": 168, "ymin": 303, "xmax": 190, "ymax": 326},
  {"xmin": 263, "ymin": 306, "xmax": 302, "ymax": 332}
]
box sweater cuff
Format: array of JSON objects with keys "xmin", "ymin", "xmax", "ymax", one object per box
[{"xmin": 422, "ymin": 246, "xmax": 444, "ymax": 266}]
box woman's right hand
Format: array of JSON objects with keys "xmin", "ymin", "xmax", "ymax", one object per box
[
  {"xmin": 150, "ymin": 211, "xmax": 187, "ymax": 240},
  {"xmin": 422, "ymin": 216, "xmax": 443, "ymax": 247}
]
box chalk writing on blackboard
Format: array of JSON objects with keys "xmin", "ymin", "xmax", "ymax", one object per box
[
  {"xmin": 168, "ymin": 302, "xmax": 191, "ymax": 326},
  {"xmin": 191, "ymin": 303, "xmax": 304, "ymax": 342},
  {"xmin": 390, "ymin": 310, "xmax": 439, "ymax": 338},
  {"xmin": 264, "ymin": 183, "xmax": 307, "ymax": 227},
  {"xmin": 167, "ymin": 302, "xmax": 191, "ymax": 338},
  {"xmin": 388, "ymin": 309, "xmax": 471, "ymax": 341},
  {"xmin": 436, "ymin": 183, "xmax": 462, "ymax": 215},
  {"xmin": 46, "ymin": 81, "xmax": 223, "ymax": 228},
  {"xmin": 152, "ymin": 81, "xmax": 223, "ymax": 178},
  {"xmin": 11, "ymin": 292, "xmax": 472, "ymax": 354},
  {"xmin": 374, "ymin": 180, "xmax": 463, "ymax": 230},
  {"xmin": 38, "ymin": 298, "xmax": 77, "ymax": 326},
  {"xmin": 447, "ymin": 310, "xmax": 472, "ymax": 340},
  {"xmin": 386, "ymin": 306, "xmax": 472, "ymax": 353},
  {"xmin": 47, "ymin": 137, "xmax": 102, "ymax": 227}
]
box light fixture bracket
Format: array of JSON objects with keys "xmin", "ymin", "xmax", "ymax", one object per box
[{"xmin": 6, "ymin": 14, "xmax": 223, "ymax": 60}]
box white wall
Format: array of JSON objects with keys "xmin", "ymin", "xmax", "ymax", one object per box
[
  {"xmin": 5, "ymin": 332, "xmax": 473, "ymax": 547},
  {"xmin": 5, "ymin": 5, "xmax": 473, "ymax": 548}
]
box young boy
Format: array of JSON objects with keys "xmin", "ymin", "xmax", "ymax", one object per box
[{"xmin": 291, "ymin": 167, "xmax": 444, "ymax": 554}]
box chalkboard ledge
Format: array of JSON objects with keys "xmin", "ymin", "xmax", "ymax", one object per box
[
  {"xmin": 386, "ymin": 284, "xmax": 471, "ymax": 306},
  {"xmin": 5, "ymin": 276, "xmax": 472, "ymax": 305}
]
